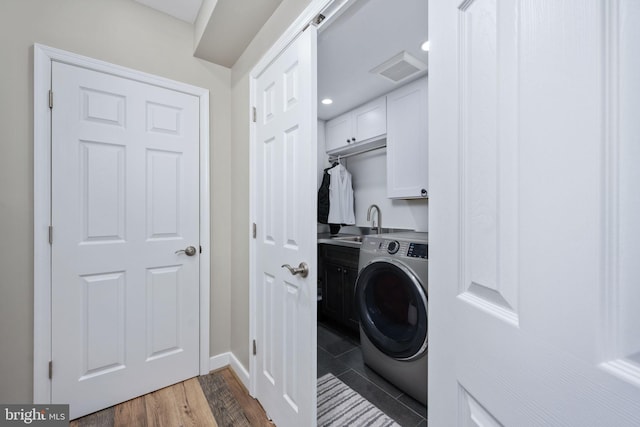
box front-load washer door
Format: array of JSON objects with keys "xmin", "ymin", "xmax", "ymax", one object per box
[{"xmin": 355, "ymin": 259, "xmax": 428, "ymax": 360}]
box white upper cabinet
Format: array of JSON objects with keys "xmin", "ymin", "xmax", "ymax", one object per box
[
  {"xmin": 325, "ymin": 96, "xmax": 386, "ymax": 153},
  {"xmin": 323, "ymin": 78, "xmax": 428, "ymax": 200},
  {"xmin": 352, "ymin": 97, "xmax": 386, "ymax": 142},
  {"xmin": 325, "ymin": 112, "xmax": 352, "ymax": 152},
  {"xmin": 386, "ymin": 77, "xmax": 428, "ymax": 199}
]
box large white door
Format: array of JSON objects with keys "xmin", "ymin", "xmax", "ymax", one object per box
[
  {"xmin": 252, "ymin": 26, "xmax": 318, "ymax": 427},
  {"xmin": 429, "ymin": 0, "xmax": 640, "ymax": 425},
  {"xmin": 51, "ymin": 61, "xmax": 201, "ymax": 419}
]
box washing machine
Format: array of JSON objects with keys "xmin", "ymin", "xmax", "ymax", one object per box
[{"xmin": 355, "ymin": 232, "xmax": 428, "ymax": 405}]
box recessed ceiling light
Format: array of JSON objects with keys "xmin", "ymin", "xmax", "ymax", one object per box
[
  {"xmin": 321, "ymin": 98, "xmax": 333, "ymax": 105},
  {"xmin": 421, "ymin": 41, "xmax": 430, "ymax": 52}
]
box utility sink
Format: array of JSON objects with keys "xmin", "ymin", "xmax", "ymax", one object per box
[
  {"xmin": 318, "ymin": 233, "xmax": 369, "ymax": 248},
  {"xmin": 330, "ymin": 235, "xmax": 363, "ymax": 242}
]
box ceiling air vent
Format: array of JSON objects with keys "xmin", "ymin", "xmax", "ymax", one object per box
[{"xmin": 370, "ymin": 51, "xmax": 427, "ymax": 83}]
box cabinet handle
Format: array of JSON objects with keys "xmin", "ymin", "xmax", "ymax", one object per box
[
  {"xmin": 346, "ymin": 139, "xmax": 350, "ymax": 143},
  {"xmin": 351, "ymin": 137, "xmax": 356, "ymax": 142},
  {"xmin": 337, "ymin": 267, "xmax": 342, "ymax": 273},
  {"xmin": 342, "ymin": 269, "xmax": 347, "ymax": 275}
]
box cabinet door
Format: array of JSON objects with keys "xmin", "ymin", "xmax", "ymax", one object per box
[
  {"xmin": 325, "ymin": 112, "xmax": 352, "ymax": 152},
  {"xmin": 387, "ymin": 77, "xmax": 428, "ymax": 199},
  {"xmin": 342, "ymin": 266, "xmax": 360, "ymax": 333},
  {"xmin": 321, "ymin": 261, "xmax": 344, "ymax": 323},
  {"xmin": 352, "ymin": 96, "xmax": 386, "ymax": 143}
]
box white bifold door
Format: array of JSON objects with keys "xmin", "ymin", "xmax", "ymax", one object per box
[
  {"xmin": 51, "ymin": 61, "xmax": 201, "ymax": 419},
  {"xmin": 252, "ymin": 26, "xmax": 318, "ymax": 427},
  {"xmin": 430, "ymin": 0, "xmax": 640, "ymax": 425}
]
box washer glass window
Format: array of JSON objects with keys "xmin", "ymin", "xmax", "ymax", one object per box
[{"xmin": 355, "ymin": 260, "xmax": 427, "ymax": 360}]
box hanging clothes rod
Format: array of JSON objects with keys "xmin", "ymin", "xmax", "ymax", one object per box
[{"xmin": 328, "ymin": 143, "xmax": 386, "ymax": 162}]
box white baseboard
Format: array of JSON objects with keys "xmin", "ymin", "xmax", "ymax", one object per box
[
  {"xmin": 209, "ymin": 353, "xmax": 230, "ymax": 371},
  {"xmin": 208, "ymin": 352, "xmax": 251, "ymax": 391},
  {"xmin": 229, "ymin": 352, "xmax": 251, "ymax": 391}
]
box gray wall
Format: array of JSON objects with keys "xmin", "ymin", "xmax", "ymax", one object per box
[
  {"xmin": 0, "ymin": 0, "xmax": 232, "ymax": 403},
  {"xmin": 229, "ymin": 0, "xmax": 313, "ymax": 370}
]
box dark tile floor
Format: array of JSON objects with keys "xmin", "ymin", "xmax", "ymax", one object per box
[{"xmin": 317, "ymin": 322, "xmax": 427, "ymax": 427}]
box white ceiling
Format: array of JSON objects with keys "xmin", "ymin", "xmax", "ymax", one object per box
[
  {"xmin": 317, "ymin": 0, "xmax": 428, "ymax": 120},
  {"xmin": 194, "ymin": 0, "xmax": 284, "ymax": 67},
  {"xmin": 134, "ymin": 0, "xmax": 203, "ymax": 24},
  {"xmin": 134, "ymin": 0, "xmax": 283, "ymax": 68},
  {"xmin": 133, "ymin": 0, "xmax": 426, "ymax": 92}
]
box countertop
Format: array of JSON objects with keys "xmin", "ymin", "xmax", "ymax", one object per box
[{"xmin": 317, "ymin": 228, "xmax": 417, "ymax": 249}]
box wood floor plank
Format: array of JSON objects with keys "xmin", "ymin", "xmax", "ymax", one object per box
[
  {"xmin": 198, "ymin": 371, "xmax": 252, "ymax": 427},
  {"xmin": 70, "ymin": 406, "xmax": 115, "ymax": 427},
  {"xmin": 174, "ymin": 378, "xmax": 219, "ymax": 427},
  {"xmin": 219, "ymin": 369, "xmax": 273, "ymax": 427},
  {"xmin": 185, "ymin": 378, "xmax": 220, "ymax": 426},
  {"xmin": 70, "ymin": 367, "xmax": 270, "ymax": 427},
  {"xmin": 144, "ymin": 384, "xmax": 183, "ymax": 427},
  {"xmin": 113, "ymin": 395, "xmax": 147, "ymax": 427}
]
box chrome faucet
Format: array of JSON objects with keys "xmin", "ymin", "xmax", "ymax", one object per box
[{"xmin": 367, "ymin": 204, "xmax": 382, "ymax": 234}]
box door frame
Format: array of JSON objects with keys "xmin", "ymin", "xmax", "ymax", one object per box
[{"xmin": 33, "ymin": 44, "xmax": 211, "ymax": 404}]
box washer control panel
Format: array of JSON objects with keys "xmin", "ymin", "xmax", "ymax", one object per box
[
  {"xmin": 364, "ymin": 238, "xmax": 428, "ymax": 259},
  {"xmin": 407, "ymin": 243, "xmax": 428, "ymax": 259}
]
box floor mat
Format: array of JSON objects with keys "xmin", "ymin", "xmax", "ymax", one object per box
[{"xmin": 317, "ymin": 373, "xmax": 401, "ymax": 427}]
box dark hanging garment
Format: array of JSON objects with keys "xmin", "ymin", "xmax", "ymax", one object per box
[{"xmin": 317, "ymin": 170, "xmax": 331, "ymax": 224}]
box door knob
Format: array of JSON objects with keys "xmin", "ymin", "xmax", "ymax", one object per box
[
  {"xmin": 175, "ymin": 246, "xmax": 197, "ymax": 256},
  {"xmin": 281, "ymin": 262, "xmax": 309, "ymax": 278}
]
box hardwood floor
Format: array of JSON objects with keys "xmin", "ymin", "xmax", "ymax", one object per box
[{"xmin": 70, "ymin": 368, "xmax": 273, "ymax": 427}]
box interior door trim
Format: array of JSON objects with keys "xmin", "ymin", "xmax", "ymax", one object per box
[{"xmin": 33, "ymin": 44, "xmax": 211, "ymax": 404}]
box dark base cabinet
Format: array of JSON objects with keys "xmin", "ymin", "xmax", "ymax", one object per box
[{"xmin": 318, "ymin": 244, "xmax": 360, "ymax": 333}]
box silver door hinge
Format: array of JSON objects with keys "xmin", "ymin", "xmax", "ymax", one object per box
[
  {"xmin": 252, "ymin": 107, "xmax": 257, "ymax": 123},
  {"xmin": 252, "ymin": 223, "xmax": 257, "ymax": 239},
  {"xmin": 48, "ymin": 226, "xmax": 53, "ymax": 244},
  {"xmin": 253, "ymin": 339, "xmax": 257, "ymax": 356},
  {"xmin": 49, "ymin": 90, "xmax": 53, "ymax": 109},
  {"xmin": 48, "ymin": 361, "xmax": 53, "ymax": 379}
]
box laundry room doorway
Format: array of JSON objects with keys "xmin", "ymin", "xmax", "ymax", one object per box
[
  {"xmin": 314, "ymin": 0, "xmax": 429, "ymax": 425},
  {"xmin": 249, "ymin": 0, "xmax": 429, "ymax": 425}
]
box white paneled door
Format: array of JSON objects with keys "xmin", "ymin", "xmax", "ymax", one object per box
[
  {"xmin": 252, "ymin": 26, "xmax": 318, "ymax": 427},
  {"xmin": 51, "ymin": 61, "xmax": 200, "ymax": 419},
  {"xmin": 430, "ymin": 0, "xmax": 640, "ymax": 425}
]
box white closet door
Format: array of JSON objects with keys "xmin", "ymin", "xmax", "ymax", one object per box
[
  {"xmin": 430, "ymin": 0, "xmax": 640, "ymax": 425},
  {"xmin": 51, "ymin": 61, "xmax": 200, "ymax": 419},
  {"xmin": 252, "ymin": 26, "xmax": 318, "ymax": 427}
]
